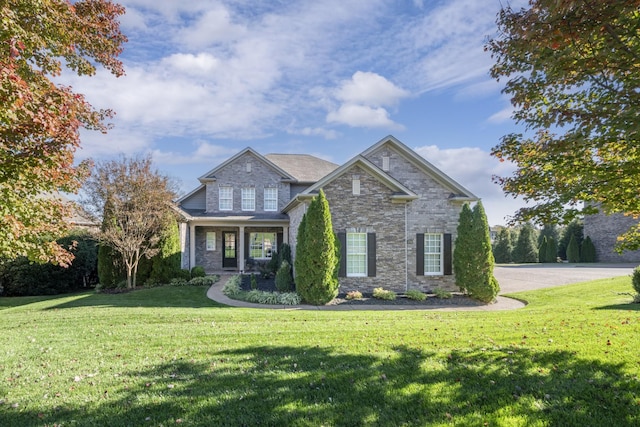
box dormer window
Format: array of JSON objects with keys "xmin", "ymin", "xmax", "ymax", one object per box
[{"xmin": 352, "ymin": 175, "xmax": 360, "ymax": 195}]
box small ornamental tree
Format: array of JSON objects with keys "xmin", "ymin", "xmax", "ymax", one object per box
[
  {"xmin": 294, "ymin": 190, "xmax": 339, "ymax": 305},
  {"xmin": 581, "ymin": 236, "xmax": 596, "ymax": 263},
  {"xmin": 492, "ymin": 228, "xmax": 512, "ymax": 264},
  {"xmin": 567, "ymin": 235, "xmax": 581, "ymax": 263},
  {"xmin": 512, "ymin": 223, "xmax": 538, "ymax": 263},
  {"xmin": 453, "ymin": 203, "xmax": 474, "ymax": 293}
]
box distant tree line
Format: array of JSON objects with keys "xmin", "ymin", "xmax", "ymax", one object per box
[{"xmin": 492, "ymin": 220, "xmax": 596, "ymax": 264}]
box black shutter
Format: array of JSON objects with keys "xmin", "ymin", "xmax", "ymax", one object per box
[
  {"xmin": 277, "ymin": 232, "xmax": 283, "ymax": 253},
  {"xmin": 416, "ymin": 233, "xmax": 424, "ymax": 276},
  {"xmin": 367, "ymin": 233, "xmax": 376, "ymax": 277},
  {"xmin": 443, "ymin": 233, "xmax": 452, "ymax": 275},
  {"xmin": 337, "ymin": 232, "xmax": 346, "ymax": 277},
  {"xmin": 244, "ymin": 232, "xmax": 250, "ymax": 260}
]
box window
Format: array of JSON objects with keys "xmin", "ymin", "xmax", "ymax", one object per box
[
  {"xmin": 242, "ymin": 187, "xmax": 255, "ymax": 211},
  {"xmin": 264, "ymin": 187, "xmax": 278, "ymax": 211},
  {"xmin": 250, "ymin": 232, "xmax": 276, "ymax": 259},
  {"xmin": 424, "ymin": 233, "xmax": 443, "ymax": 274},
  {"xmin": 206, "ymin": 232, "xmax": 216, "ymax": 251},
  {"xmin": 219, "ymin": 186, "xmax": 233, "ymax": 211},
  {"xmin": 347, "ymin": 233, "xmax": 367, "ymax": 277}
]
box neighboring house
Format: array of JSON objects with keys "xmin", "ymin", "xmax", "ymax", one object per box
[
  {"xmin": 176, "ymin": 135, "xmax": 478, "ymax": 292},
  {"xmin": 584, "ymin": 210, "xmax": 640, "ymax": 263}
]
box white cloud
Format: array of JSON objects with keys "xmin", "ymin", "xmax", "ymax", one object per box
[
  {"xmin": 414, "ymin": 144, "xmax": 524, "ymax": 225},
  {"xmin": 151, "ymin": 142, "xmax": 237, "ymax": 165},
  {"xmin": 161, "ymin": 53, "xmax": 220, "ymax": 76},
  {"xmin": 176, "ymin": 6, "xmax": 247, "ymax": 49},
  {"xmin": 327, "ymin": 104, "xmax": 404, "ymax": 130},
  {"xmin": 336, "ymin": 71, "xmax": 410, "ymax": 107}
]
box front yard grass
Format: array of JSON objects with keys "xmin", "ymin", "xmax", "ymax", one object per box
[{"xmin": 1, "ymin": 277, "xmax": 639, "ymax": 426}]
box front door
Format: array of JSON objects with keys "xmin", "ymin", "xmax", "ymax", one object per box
[{"xmin": 222, "ymin": 232, "xmax": 237, "ymax": 268}]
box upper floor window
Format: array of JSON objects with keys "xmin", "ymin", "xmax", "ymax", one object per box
[
  {"xmin": 219, "ymin": 186, "xmax": 233, "ymax": 211},
  {"xmin": 424, "ymin": 233, "xmax": 443, "ymax": 275},
  {"xmin": 264, "ymin": 187, "xmax": 278, "ymax": 211},
  {"xmin": 242, "ymin": 187, "xmax": 255, "ymax": 211}
]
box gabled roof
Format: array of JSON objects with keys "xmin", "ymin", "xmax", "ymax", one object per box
[
  {"xmin": 176, "ymin": 183, "xmax": 205, "ymax": 203},
  {"xmin": 197, "ymin": 147, "xmax": 296, "ymax": 183},
  {"xmin": 283, "ymin": 155, "xmax": 418, "ymax": 213},
  {"xmin": 264, "ymin": 154, "xmax": 339, "ymax": 183},
  {"xmin": 362, "ymin": 135, "xmax": 478, "ymax": 201}
]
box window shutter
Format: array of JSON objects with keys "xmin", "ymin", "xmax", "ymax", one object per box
[
  {"xmin": 244, "ymin": 232, "xmax": 250, "ymax": 260},
  {"xmin": 277, "ymin": 232, "xmax": 283, "ymax": 252},
  {"xmin": 416, "ymin": 233, "xmax": 424, "ymax": 276},
  {"xmin": 337, "ymin": 232, "xmax": 346, "ymax": 277},
  {"xmin": 367, "ymin": 233, "xmax": 376, "ymax": 277},
  {"xmin": 443, "ymin": 233, "xmax": 452, "ymax": 275}
]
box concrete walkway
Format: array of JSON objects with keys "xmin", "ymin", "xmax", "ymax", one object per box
[{"xmin": 206, "ymin": 263, "xmax": 635, "ymax": 312}]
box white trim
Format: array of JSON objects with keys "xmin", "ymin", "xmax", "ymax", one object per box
[
  {"xmin": 206, "ymin": 231, "xmax": 216, "ymax": 251},
  {"xmin": 241, "ymin": 187, "xmax": 255, "ymax": 211},
  {"xmin": 346, "ymin": 232, "xmax": 367, "ymax": 277},
  {"xmin": 264, "ymin": 187, "xmax": 278, "ymax": 211},
  {"xmin": 219, "ymin": 186, "xmax": 233, "ymax": 211},
  {"xmin": 423, "ymin": 233, "xmax": 444, "ymax": 275}
]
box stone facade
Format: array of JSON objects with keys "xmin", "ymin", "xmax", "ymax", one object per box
[
  {"xmin": 584, "ymin": 211, "xmax": 640, "ymax": 263},
  {"xmin": 204, "ymin": 152, "xmax": 291, "ymax": 213}
]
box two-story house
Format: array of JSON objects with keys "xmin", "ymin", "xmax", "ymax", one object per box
[{"xmin": 177, "ymin": 135, "xmax": 478, "ymax": 293}]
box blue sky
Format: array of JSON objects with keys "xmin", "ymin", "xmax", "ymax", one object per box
[{"xmin": 66, "ymin": 0, "xmax": 529, "ymax": 225}]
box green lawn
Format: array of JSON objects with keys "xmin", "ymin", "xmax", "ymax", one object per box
[{"xmin": 1, "ymin": 279, "xmax": 639, "ymax": 426}]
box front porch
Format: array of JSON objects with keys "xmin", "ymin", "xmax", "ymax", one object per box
[{"xmin": 181, "ymin": 216, "xmax": 289, "ymax": 273}]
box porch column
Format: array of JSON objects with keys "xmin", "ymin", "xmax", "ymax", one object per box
[
  {"xmin": 283, "ymin": 226, "xmax": 289, "ymax": 244},
  {"xmin": 238, "ymin": 226, "xmax": 245, "ymax": 272},
  {"xmin": 189, "ymin": 223, "xmax": 196, "ymax": 270}
]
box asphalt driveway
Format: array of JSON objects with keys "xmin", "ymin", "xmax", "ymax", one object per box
[{"xmin": 494, "ymin": 263, "xmax": 636, "ymax": 294}]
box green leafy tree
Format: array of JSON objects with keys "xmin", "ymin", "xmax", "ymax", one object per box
[
  {"xmin": 558, "ymin": 220, "xmax": 584, "ymax": 260},
  {"xmin": 487, "ymin": 0, "xmax": 640, "ymax": 251},
  {"xmin": 492, "ymin": 228, "xmax": 513, "ymax": 264},
  {"xmin": 453, "ymin": 203, "xmax": 474, "ymax": 293},
  {"xmin": 294, "ymin": 190, "xmax": 339, "ymax": 305},
  {"xmin": 581, "ymin": 236, "xmax": 597, "ymax": 263},
  {"xmin": 512, "ymin": 223, "xmax": 538, "ymax": 263},
  {"xmin": 1, "ymin": 0, "xmax": 126, "ymax": 265},
  {"xmin": 82, "ymin": 156, "xmax": 177, "ymax": 289},
  {"xmin": 567, "ymin": 235, "xmax": 581, "ymax": 263}
]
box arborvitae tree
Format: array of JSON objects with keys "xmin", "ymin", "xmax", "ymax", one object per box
[
  {"xmin": 567, "ymin": 235, "xmax": 581, "ymax": 263},
  {"xmin": 279, "ymin": 243, "xmax": 292, "ymax": 266},
  {"xmin": 150, "ymin": 216, "xmax": 182, "ymax": 283},
  {"xmin": 558, "ymin": 219, "xmax": 584, "ymax": 260},
  {"xmin": 538, "ymin": 236, "xmax": 548, "ymax": 263},
  {"xmin": 453, "ymin": 203, "xmax": 474, "ymax": 294},
  {"xmin": 538, "ymin": 224, "xmax": 560, "ymax": 247},
  {"xmin": 546, "ymin": 237, "xmax": 558, "ymax": 263},
  {"xmin": 466, "ymin": 202, "xmax": 500, "ymax": 303},
  {"xmin": 294, "ymin": 190, "xmax": 339, "ymax": 305},
  {"xmin": 580, "ymin": 236, "xmax": 596, "ymax": 263},
  {"xmin": 492, "ymin": 228, "xmax": 513, "ymax": 264},
  {"xmin": 512, "ymin": 223, "xmax": 538, "ymax": 263},
  {"xmin": 275, "ymin": 260, "xmax": 293, "ymax": 292}
]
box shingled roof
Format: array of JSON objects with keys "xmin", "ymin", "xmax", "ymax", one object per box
[{"xmin": 264, "ymin": 154, "xmax": 339, "ymax": 183}]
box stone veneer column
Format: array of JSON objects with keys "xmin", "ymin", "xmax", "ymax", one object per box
[{"xmin": 189, "ymin": 224, "xmax": 196, "ymax": 270}]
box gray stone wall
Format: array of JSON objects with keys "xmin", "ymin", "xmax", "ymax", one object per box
[
  {"xmin": 194, "ymin": 226, "xmax": 230, "ymax": 272},
  {"xmin": 323, "ymin": 165, "xmax": 407, "ymax": 293},
  {"xmin": 204, "ymin": 152, "xmax": 291, "ymax": 213},
  {"xmin": 364, "ymin": 145, "xmax": 463, "ymax": 291},
  {"xmin": 584, "ymin": 211, "xmax": 640, "ymax": 262}
]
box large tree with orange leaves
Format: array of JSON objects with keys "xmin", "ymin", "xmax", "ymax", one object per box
[
  {"xmin": 487, "ymin": 1, "xmax": 640, "ymax": 251},
  {"xmin": 1, "ymin": 0, "xmax": 126, "ymax": 265}
]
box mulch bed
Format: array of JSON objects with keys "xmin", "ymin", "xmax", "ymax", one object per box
[{"xmin": 239, "ymin": 275, "xmax": 486, "ymax": 307}]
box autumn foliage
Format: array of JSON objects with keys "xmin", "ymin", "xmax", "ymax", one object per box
[
  {"xmin": 1, "ymin": 0, "xmax": 126, "ymax": 264},
  {"xmin": 487, "ymin": 0, "xmax": 640, "ymax": 250}
]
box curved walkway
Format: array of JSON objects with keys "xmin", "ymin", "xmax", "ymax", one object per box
[{"xmin": 206, "ymin": 263, "xmax": 635, "ymax": 311}]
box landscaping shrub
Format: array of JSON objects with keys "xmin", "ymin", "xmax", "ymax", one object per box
[
  {"xmin": 222, "ymin": 275, "xmax": 301, "ymax": 305},
  {"xmin": 492, "ymin": 228, "xmax": 512, "ymax": 263},
  {"xmin": 279, "ymin": 243, "xmax": 292, "ymax": 266},
  {"xmin": 169, "ymin": 278, "xmax": 189, "ymax": 287},
  {"xmin": 275, "ymin": 260, "xmax": 293, "ymax": 292},
  {"xmin": 188, "ymin": 275, "xmax": 219, "ymax": 286},
  {"xmin": 512, "ymin": 222, "xmax": 538, "ymax": 263},
  {"xmin": 345, "ymin": 290, "xmax": 363, "ymax": 300},
  {"xmin": 222, "ymin": 275, "xmax": 242, "ymax": 297},
  {"xmin": 405, "ymin": 289, "xmax": 426, "ymax": 301},
  {"xmin": 433, "ymin": 288, "xmax": 452, "ymax": 299},
  {"xmin": 632, "ymin": 266, "xmax": 640, "ymax": 296},
  {"xmin": 373, "ymin": 287, "xmax": 396, "ymax": 301},
  {"xmin": 567, "ymin": 235, "xmax": 581, "ymax": 263},
  {"xmin": 250, "ymin": 273, "xmax": 258, "ymax": 290},
  {"xmin": 581, "ymin": 236, "xmax": 596, "ymax": 262},
  {"xmin": 190, "ymin": 265, "xmax": 206, "ymax": 278}
]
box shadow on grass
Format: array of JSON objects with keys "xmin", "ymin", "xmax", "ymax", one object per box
[
  {"xmin": 38, "ymin": 286, "xmax": 229, "ymax": 310},
  {"xmin": 595, "ymin": 301, "xmax": 640, "ymax": 311},
  {"xmin": 3, "ymin": 345, "xmax": 638, "ymax": 426}
]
